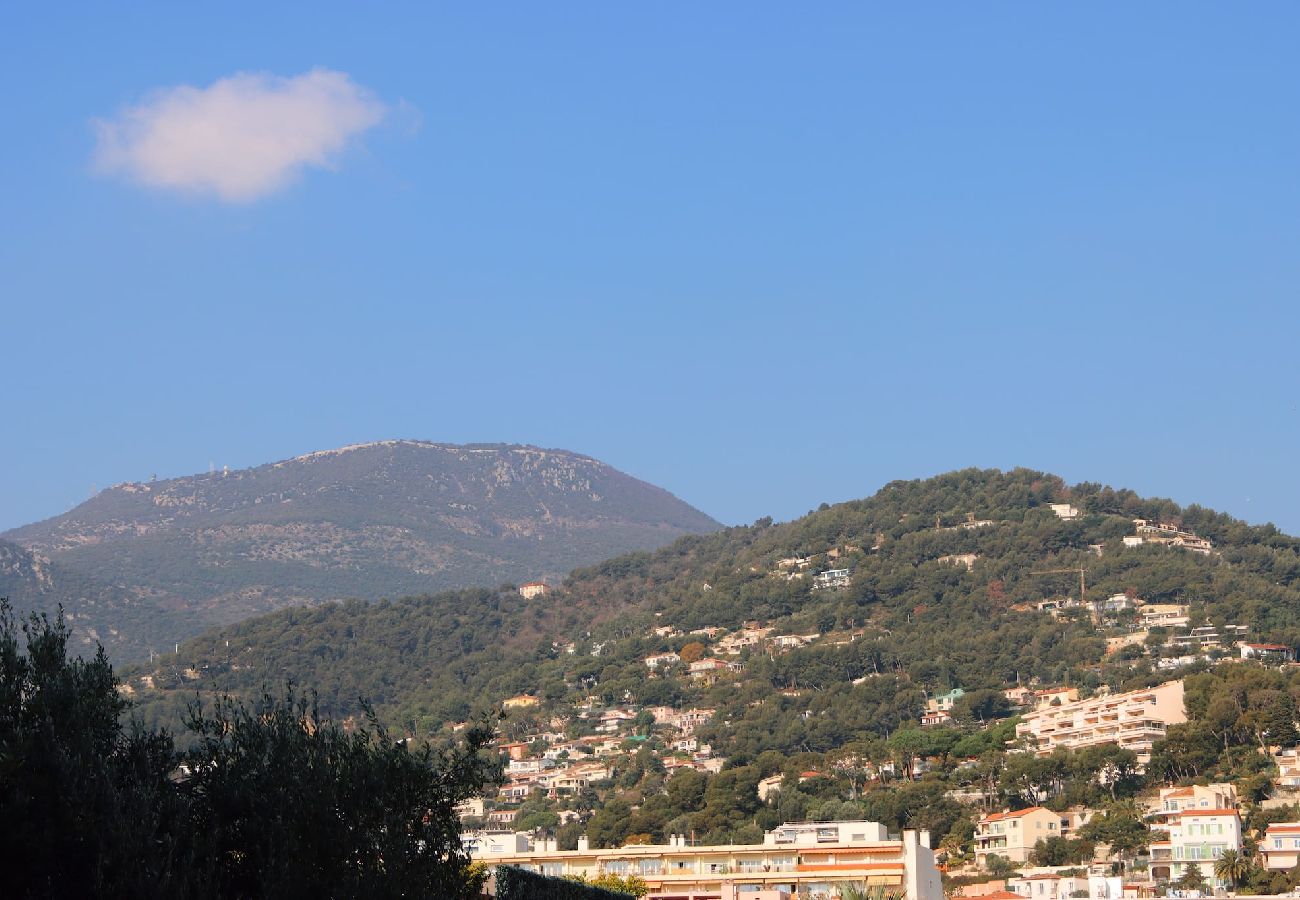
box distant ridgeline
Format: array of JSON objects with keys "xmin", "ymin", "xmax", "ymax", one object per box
[
  {"xmin": 123, "ymin": 468, "xmax": 1300, "ymax": 749},
  {"xmin": 0, "ymin": 441, "xmax": 721, "ymax": 661}
]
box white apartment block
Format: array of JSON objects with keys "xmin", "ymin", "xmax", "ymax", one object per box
[
  {"xmin": 467, "ymin": 820, "xmax": 943, "ymax": 900},
  {"xmin": 1015, "ymin": 680, "xmax": 1186, "ymax": 766}
]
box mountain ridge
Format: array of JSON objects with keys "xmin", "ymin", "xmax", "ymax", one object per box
[{"xmin": 1, "ymin": 441, "xmax": 721, "ymax": 659}]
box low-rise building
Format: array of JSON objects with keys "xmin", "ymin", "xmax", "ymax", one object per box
[
  {"xmin": 1144, "ymin": 784, "xmax": 1237, "ymax": 835},
  {"xmin": 1261, "ymin": 823, "xmax": 1300, "ymax": 871},
  {"xmin": 1241, "ymin": 643, "xmax": 1296, "ymax": 663},
  {"xmin": 1138, "ymin": 604, "xmax": 1190, "ymax": 630},
  {"xmin": 645, "ymin": 652, "xmax": 683, "ymax": 670},
  {"xmin": 1049, "ymin": 504, "xmax": 1080, "ymax": 520},
  {"xmin": 1148, "ymin": 807, "xmax": 1242, "ymax": 888},
  {"xmin": 518, "ymin": 581, "xmax": 550, "ymax": 599},
  {"xmin": 469, "ymin": 820, "xmax": 943, "ymax": 900},
  {"xmin": 1016, "ymin": 680, "xmax": 1185, "ymax": 766},
  {"xmin": 975, "ymin": 807, "xmax": 1062, "ymax": 867},
  {"xmin": 927, "ymin": 688, "xmax": 966, "ymax": 714},
  {"xmin": 1275, "ymin": 750, "xmax": 1300, "ymax": 791},
  {"xmin": 813, "ymin": 568, "xmax": 852, "ymax": 591}
]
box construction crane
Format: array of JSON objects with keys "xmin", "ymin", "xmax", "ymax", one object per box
[{"xmin": 1029, "ymin": 566, "xmax": 1088, "ymax": 603}]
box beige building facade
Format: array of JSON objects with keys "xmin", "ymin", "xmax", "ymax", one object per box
[
  {"xmin": 467, "ymin": 820, "xmax": 943, "ymax": 900},
  {"xmin": 1015, "ymin": 680, "xmax": 1186, "ymax": 765}
]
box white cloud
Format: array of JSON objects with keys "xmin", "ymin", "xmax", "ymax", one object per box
[{"xmin": 93, "ymin": 69, "xmax": 387, "ymax": 202}]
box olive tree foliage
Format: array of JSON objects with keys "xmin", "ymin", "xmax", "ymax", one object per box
[{"xmin": 0, "ymin": 599, "xmax": 499, "ymax": 899}]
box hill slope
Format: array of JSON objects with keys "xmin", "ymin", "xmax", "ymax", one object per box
[
  {"xmin": 3, "ymin": 441, "xmax": 721, "ymax": 659},
  {"xmin": 124, "ymin": 468, "xmax": 1300, "ymax": 740},
  {"xmin": 0, "ymin": 537, "xmax": 195, "ymax": 660}
]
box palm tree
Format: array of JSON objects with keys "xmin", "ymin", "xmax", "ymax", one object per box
[
  {"xmin": 838, "ymin": 884, "xmax": 906, "ymax": 900},
  {"xmin": 1214, "ymin": 848, "xmax": 1250, "ymax": 890}
]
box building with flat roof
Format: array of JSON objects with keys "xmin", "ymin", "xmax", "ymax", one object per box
[
  {"xmin": 466, "ymin": 820, "xmax": 943, "ymax": 900},
  {"xmin": 1015, "ymin": 680, "xmax": 1185, "ymax": 766}
]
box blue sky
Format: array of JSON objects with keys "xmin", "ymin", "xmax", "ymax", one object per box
[{"xmin": 2, "ymin": 4, "xmax": 1299, "ymax": 534}]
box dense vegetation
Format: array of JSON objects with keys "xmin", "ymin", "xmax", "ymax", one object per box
[
  {"xmin": 0, "ymin": 601, "xmax": 499, "ymax": 898},
  {"xmin": 130, "ymin": 469, "xmax": 1300, "ymax": 733}
]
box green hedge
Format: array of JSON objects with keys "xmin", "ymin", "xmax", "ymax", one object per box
[{"xmin": 495, "ymin": 865, "xmax": 633, "ymax": 899}]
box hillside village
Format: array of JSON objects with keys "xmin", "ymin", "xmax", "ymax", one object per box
[{"xmin": 447, "ymin": 502, "xmax": 1300, "ymax": 899}]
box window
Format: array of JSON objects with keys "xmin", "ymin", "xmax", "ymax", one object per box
[
  {"xmin": 605, "ymin": 861, "xmax": 631, "ymax": 876},
  {"xmin": 638, "ymin": 860, "xmax": 662, "ymax": 876},
  {"xmin": 541, "ymin": 863, "xmax": 564, "ymax": 877}
]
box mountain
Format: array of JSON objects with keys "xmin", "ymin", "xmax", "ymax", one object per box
[
  {"xmin": 0, "ymin": 537, "xmax": 195, "ymax": 660},
  {"xmin": 3, "ymin": 441, "xmax": 721, "ymax": 659},
  {"xmin": 123, "ymin": 467, "xmax": 1300, "ymax": 739}
]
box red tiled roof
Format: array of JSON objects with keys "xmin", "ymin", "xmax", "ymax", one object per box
[
  {"xmin": 1175, "ymin": 809, "xmax": 1239, "ymax": 817},
  {"xmin": 982, "ymin": 806, "xmax": 1050, "ymax": 822}
]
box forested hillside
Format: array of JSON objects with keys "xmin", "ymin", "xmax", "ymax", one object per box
[
  {"xmin": 118, "ymin": 468, "xmax": 1300, "ymax": 862},
  {"xmin": 126, "ymin": 468, "xmax": 1300, "ymax": 737},
  {"xmin": 3, "ymin": 441, "xmax": 720, "ymax": 660}
]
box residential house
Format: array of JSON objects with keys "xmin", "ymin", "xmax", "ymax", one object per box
[
  {"xmin": 927, "ymin": 688, "xmax": 966, "ymax": 714},
  {"xmin": 1049, "ymin": 504, "xmax": 1080, "ymax": 520},
  {"xmin": 812, "ymin": 568, "xmax": 852, "ymax": 590},
  {"xmin": 1032, "ymin": 687, "xmax": 1079, "ymax": 710},
  {"xmin": 596, "ymin": 709, "xmax": 636, "ymax": 733},
  {"xmin": 1260, "ymin": 823, "xmax": 1300, "ymax": 871},
  {"xmin": 1145, "ymin": 784, "xmax": 1237, "ymax": 835},
  {"xmin": 689, "ymin": 658, "xmax": 739, "ymax": 681},
  {"xmin": 1093, "ymin": 593, "xmax": 1134, "ymax": 614},
  {"xmin": 1016, "ymin": 680, "xmax": 1186, "ymax": 767},
  {"xmin": 1139, "ymin": 604, "xmax": 1190, "ymax": 630},
  {"xmin": 503, "ymin": 694, "xmax": 540, "ymax": 709},
  {"xmin": 455, "ymin": 797, "xmax": 486, "ymax": 820},
  {"xmin": 1275, "ymin": 750, "xmax": 1300, "ymax": 791},
  {"xmin": 518, "ymin": 581, "xmax": 550, "ymax": 599},
  {"xmin": 1004, "ymin": 686, "xmax": 1033, "ymax": 706},
  {"xmin": 644, "ymin": 652, "xmax": 682, "ymax": 670},
  {"xmin": 975, "ymin": 807, "xmax": 1063, "ymax": 867},
  {"xmin": 938, "ymin": 554, "xmax": 979, "ymax": 571},
  {"xmin": 770, "ymin": 634, "xmax": 820, "ymax": 651},
  {"xmin": 1148, "ymin": 807, "xmax": 1241, "ymax": 887},
  {"xmin": 757, "ymin": 774, "xmax": 785, "ymax": 802},
  {"xmin": 1241, "ymin": 643, "xmax": 1296, "ymax": 663}
]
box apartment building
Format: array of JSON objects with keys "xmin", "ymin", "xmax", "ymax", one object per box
[
  {"xmin": 974, "ymin": 807, "xmax": 1062, "ymax": 867},
  {"xmin": 1138, "ymin": 604, "xmax": 1190, "ymax": 630},
  {"xmin": 467, "ymin": 820, "xmax": 943, "ymax": 900},
  {"xmin": 1015, "ymin": 680, "xmax": 1186, "ymax": 766}
]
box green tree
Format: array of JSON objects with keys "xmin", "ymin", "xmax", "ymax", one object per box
[
  {"xmin": 1079, "ymin": 801, "xmax": 1149, "ymax": 874},
  {"xmin": 1177, "ymin": 863, "xmax": 1208, "ymax": 892},
  {"xmin": 1213, "ymin": 849, "xmax": 1249, "ymax": 890},
  {"xmin": 0, "ymin": 602, "xmax": 192, "ymax": 898}
]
